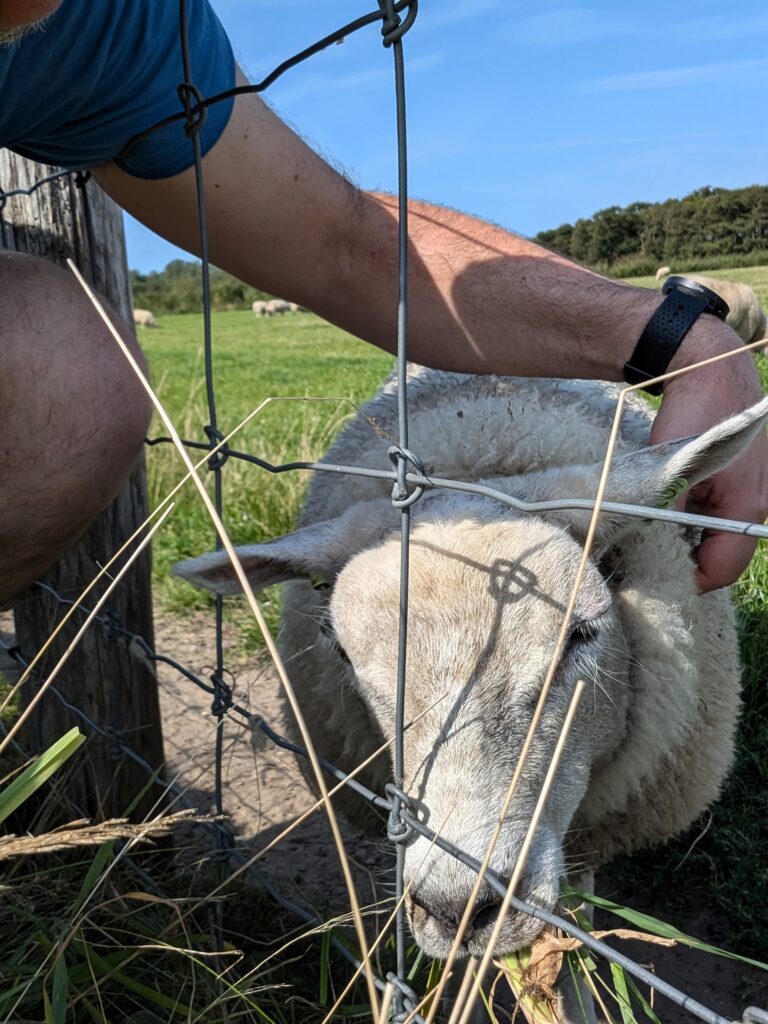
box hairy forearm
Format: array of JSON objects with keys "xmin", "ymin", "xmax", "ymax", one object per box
[{"xmin": 320, "ymin": 190, "xmax": 664, "ymax": 380}]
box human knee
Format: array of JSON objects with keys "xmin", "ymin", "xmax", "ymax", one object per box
[{"xmin": 0, "ymin": 250, "xmax": 152, "ymax": 463}]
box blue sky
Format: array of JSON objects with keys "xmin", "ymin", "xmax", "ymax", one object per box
[{"xmin": 125, "ymin": 0, "xmax": 768, "ymax": 272}]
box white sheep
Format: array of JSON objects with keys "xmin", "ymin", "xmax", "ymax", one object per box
[
  {"xmin": 655, "ymin": 265, "xmax": 671, "ymax": 281},
  {"xmin": 132, "ymin": 308, "xmax": 158, "ymax": 327},
  {"xmin": 251, "ymin": 300, "xmax": 268, "ymax": 317},
  {"xmin": 265, "ymin": 298, "xmax": 291, "ymax": 316},
  {"xmin": 680, "ymin": 273, "xmax": 767, "ymax": 348},
  {"xmin": 175, "ymin": 369, "xmax": 767, "ymax": 1002}
]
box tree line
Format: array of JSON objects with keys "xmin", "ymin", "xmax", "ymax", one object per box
[
  {"xmin": 130, "ymin": 259, "xmax": 269, "ymax": 314},
  {"xmin": 535, "ymin": 185, "xmax": 768, "ymax": 277}
]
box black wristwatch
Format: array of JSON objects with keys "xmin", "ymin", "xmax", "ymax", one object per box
[{"xmin": 623, "ymin": 275, "xmax": 730, "ymax": 395}]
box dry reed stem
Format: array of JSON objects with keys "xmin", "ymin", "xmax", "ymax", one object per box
[
  {"xmin": 443, "ymin": 955, "xmax": 480, "ymax": 1024},
  {"xmin": 426, "ymin": 396, "xmax": 636, "ymax": 1015},
  {"xmin": 402, "ymin": 973, "xmax": 462, "ymax": 1024},
  {"xmin": 0, "ymin": 505, "xmax": 173, "ymax": 758},
  {"xmin": 68, "ymin": 261, "xmax": 380, "ymax": 1017},
  {"xmin": 319, "ymin": 803, "xmax": 457, "ymax": 1024},
  {"xmin": 449, "ymin": 680, "xmax": 585, "ymax": 1024},
  {"xmin": 0, "ymin": 809, "xmax": 205, "ymax": 860},
  {"xmin": 573, "ymin": 948, "xmax": 614, "ymax": 1022},
  {"xmin": 377, "ymin": 982, "xmax": 396, "ymax": 1024}
]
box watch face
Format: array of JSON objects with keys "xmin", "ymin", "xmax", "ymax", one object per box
[{"xmin": 662, "ymin": 276, "xmax": 729, "ymax": 320}]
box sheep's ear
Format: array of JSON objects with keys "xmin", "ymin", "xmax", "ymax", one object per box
[
  {"xmin": 491, "ymin": 396, "xmax": 768, "ymax": 542},
  {"xmin": 608, "ymin": 396, "xmax": 768, "ymax": 509},
  {"xmin": 173, "ymin": 499, "xmax": 396, "ymax": 596}
]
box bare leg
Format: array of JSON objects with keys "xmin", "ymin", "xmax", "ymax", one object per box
[{"xmin": 0, "ymin": 250, "xmax": 152, "ymax": 605}]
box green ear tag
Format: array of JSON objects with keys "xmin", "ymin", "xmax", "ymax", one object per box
[{"xmin": 657, "ymin": 475, "xmax": 688, "ymax": 510}]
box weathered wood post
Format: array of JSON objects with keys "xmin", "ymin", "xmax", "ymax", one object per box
[{"xmin": 0, "ymin": 150, "xmax": 165, "ymax": 820}]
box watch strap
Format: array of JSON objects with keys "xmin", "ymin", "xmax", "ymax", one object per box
[{"xmin": 624, "ymin": 277, "xmax": 729, "ymax": 395}]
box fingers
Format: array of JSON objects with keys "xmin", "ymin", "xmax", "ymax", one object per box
[
  {"xmin": 647, "ymin": 325, "xmax": 768, "ymax": 591},
  {"xmin": 694, "ymin": 531, "xmax": 758, "ymax": 594}
]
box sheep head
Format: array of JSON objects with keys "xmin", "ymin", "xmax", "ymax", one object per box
[{"xmin": 174, "ymin": 396, "xmax": 768, "ymax": 957}]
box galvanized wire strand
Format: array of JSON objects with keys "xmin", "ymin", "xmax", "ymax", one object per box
[
  {"xmin": 177, "ymin": 11, "xmax": 233, "ymax": 960},
  {"xmin": 0, "ymin": 166, "xmax": 83, "ymax": 212},
  {"xmin": 114, "ymin": 1, "xmax": 418, "ymax": 162},
  {"xmin": 146, "ymin": 433, "xmax": 768, "ymax": 540},
  {"xmin": 378, "ymin": 2, "xmax": 419, "ymax": 1017}
]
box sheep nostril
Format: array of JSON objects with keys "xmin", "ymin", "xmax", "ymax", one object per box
[
  {"xmin": 408, "ymin": 888, "xmax": 502, "ymax": 941},
  {"xmin": 470, "ymin": 896, "xmax": 501, "ymax": 933}
]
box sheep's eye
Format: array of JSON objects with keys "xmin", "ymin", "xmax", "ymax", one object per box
[
  {"xmin": 565, "ymin": 617, "xmax": 602, "ymax": 652},
  {"xmin": 319, "ymin": 615, "xmax": 350, "ymax": 664}
]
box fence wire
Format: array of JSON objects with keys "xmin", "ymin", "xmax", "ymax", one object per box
[{"xmin": 2, "ymin": 2, "xmax": 768, "ymax": 1023}]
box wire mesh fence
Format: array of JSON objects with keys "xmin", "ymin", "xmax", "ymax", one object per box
[{"xmin": 2, "ymin": 1, "xmax": 768, "ymax": 1021}]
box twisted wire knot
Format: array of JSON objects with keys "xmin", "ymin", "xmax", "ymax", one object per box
[
  {"xmin": 385, "ymin": 782, "xmax": 417, "ymax": 843},
  {"xmin": 387, "ymin": 444, "xmax": 426, "ymax": 508},
  {"xmin": 379, "ymin": 0, "xmax": 418, "ymax": 47},
  {"xmin": 385, "ymin": 972, "xmax": 420, "ymax": 1020},
  {"xmin": 210, "ymin": 671, "xmax": 234, "ymax": 718},
  {"xmin": 177, "ymin": 82, "xmax": 207, "ymax": 139},
  {"xmin": 204, "ymin": 424, "xmax": 230, "ymax": 470}
]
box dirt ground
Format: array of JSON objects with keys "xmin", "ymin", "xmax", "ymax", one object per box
[{"xmin": 3, "ymin": 609, "xmax": 767, "ymax": 1021}]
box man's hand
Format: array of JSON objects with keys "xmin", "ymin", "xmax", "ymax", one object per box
[{"xmin": 649, "ymin": 323, "xmax": 768, "ymax": 592}]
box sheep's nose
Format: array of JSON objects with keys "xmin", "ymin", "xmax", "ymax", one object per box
[{"xmin": 408, "ymin": 888, "xmax": 502, "ymax": 940}]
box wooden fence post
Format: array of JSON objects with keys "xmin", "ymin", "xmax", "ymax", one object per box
[{"xmin": 1, "ymin": 150, "xmax": 165, "ymax": 820}]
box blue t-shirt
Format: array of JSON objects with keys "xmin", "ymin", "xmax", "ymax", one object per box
[{"xmin": 0, "ymin": 0, "xmax": 235, "ymax": 179}]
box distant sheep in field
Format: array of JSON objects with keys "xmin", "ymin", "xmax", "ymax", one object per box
[
  {"xmin": 655, "ymin": 265, "xmax": 671, "ymax": 281},
  {"xmin": 132, "ymin": 308, "xmax": 158, "ymax": 328},
  {"xmin": 685, "ymin": 274, "xmax": 767, "ymax": 348},
  {"xmin": 265, "ymin": 298, "xmax": 291, "ymax": 316},
  {"xmin": 176, "ymin": 370, "xmax": 768, "ymax": 1017},
  {"xmin": 252, "ymin": 298, "xmax": 301, "ymax": 317},
  {"xmin": 657, "ymin": 271, "xmax": 768, "ymax": 348}
]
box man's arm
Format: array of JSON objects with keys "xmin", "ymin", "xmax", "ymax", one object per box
[{"xmin": 93, "ymin": 71, "xmax": 768, "ymax": 591}]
